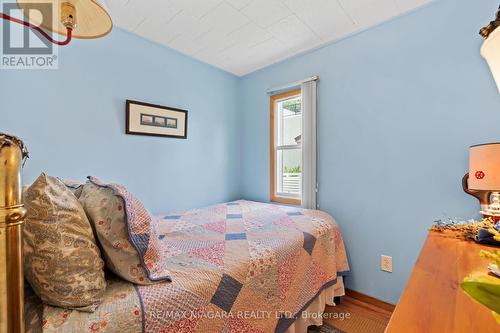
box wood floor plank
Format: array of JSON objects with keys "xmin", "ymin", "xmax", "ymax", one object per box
[{"xmin": 323, "ymin": 295, "xmax": 391, "ymax": 333}]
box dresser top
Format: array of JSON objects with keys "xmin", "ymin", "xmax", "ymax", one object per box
[{"xmin": 386, "ymin": 231, "xmax": 499, "ymax": 333}]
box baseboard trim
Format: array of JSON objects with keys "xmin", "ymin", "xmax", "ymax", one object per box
[{"xmin": 345, "ymin": 289, "xmax": 396, "ymax": 313}]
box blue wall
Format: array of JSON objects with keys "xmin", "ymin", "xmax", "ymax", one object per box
[
  {"xmin": 0, "ymin": 29, "xmax": 241, "ymax": 214},
  {"xmin": 3, "ymin": 0, "xmax": 500, "ymax": 305},
  {"xmin": 239, "ymin": 0, "xmax": 500, "ymax": 303}
]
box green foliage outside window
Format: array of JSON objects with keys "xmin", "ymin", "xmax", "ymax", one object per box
[
  {"xmin": 282, "ymin": 99, "xmax": 301, "ymax": 114},
  {"xmin": 284, "ymin": 165, "xmax": 301, "ymax": 173}
]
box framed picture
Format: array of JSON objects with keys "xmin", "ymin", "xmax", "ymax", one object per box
[{"xmin": 126, "ymin": 100, "xmax": 188, "ymax": 139}]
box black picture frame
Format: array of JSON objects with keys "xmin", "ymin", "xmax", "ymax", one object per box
[{"xmin": 125, "ymin": 99, "xmax": 188, "ymax": 139}]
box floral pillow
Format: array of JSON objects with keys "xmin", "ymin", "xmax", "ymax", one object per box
[
  {"xmin": 60, "ymin": 178, "xmax": 85, "ymax": 198},
  {"xmin": 23, "ymin": 173, "xmax": 106, "ymax": 312},
  {"xmin": 79, "ymin": 177, "xmax": 168, "ymax": 285}
]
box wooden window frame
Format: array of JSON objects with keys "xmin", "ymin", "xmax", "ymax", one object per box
[{"xmin": 270, "ymin": 89, "xmax": 302, "ymax": 205}]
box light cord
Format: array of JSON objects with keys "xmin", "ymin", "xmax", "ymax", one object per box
[{"xmin": 0, "ymin": 12, "xmax": 72, "ymax": 46}]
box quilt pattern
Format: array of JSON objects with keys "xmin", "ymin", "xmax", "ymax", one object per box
[{"xmin": 135, "ymin": 200, "xmax": 349, "ymax": 333}]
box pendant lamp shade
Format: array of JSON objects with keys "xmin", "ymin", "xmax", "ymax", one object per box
[
  {"xmin": 481, "ymin": 27, "xmax": 500, "ymax": 93},
  {"xmin": 16, "ymin": 0, "xmax": 112, "ymax": 38}
]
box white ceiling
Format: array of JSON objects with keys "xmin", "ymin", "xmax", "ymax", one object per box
[{"xmin": 106, "ymin": 0, "xmax": 433, "ymax": 76}]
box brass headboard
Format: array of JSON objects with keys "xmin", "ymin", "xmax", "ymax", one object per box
[{"xmin": 0, "ymin": 133, "xmax": 28, "ymax": 333}]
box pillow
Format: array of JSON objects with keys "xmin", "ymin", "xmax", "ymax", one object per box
[
  {"xmin": 79, "ymin": 177, "xmax": 168, "ymax": 285},
  {"xmin": 60, "ymin": 179, "xmax": 85, "ymax": 198},
  {"xmin": 24, "ymin": 179, "xmax": 85, "ymax": 199},
  {"xmin": 23, "ymin": 173, "xmax": 106, "ymax": 312}
]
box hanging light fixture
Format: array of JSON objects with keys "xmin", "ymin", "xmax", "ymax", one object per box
[
  {"xmin": 0, "ymin": 0, "xmax": 112, "ymax": 45},
  {"xmin": 480, "ymin": 5, "xmax": 500, "ymax": 92}
]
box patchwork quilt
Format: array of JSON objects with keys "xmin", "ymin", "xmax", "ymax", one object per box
[{"xmin": 28, "ymin": 200, "xmax": 349, "ymax": 333}]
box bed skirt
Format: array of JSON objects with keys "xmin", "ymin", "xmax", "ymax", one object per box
[{"xmin": 284, "ymin": 276, "xmax": 345, "ymax": 333}]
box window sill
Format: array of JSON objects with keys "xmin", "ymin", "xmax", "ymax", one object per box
[{"xmin": 270, "ymin": 196, "xmax": 301, "ymax": 206}]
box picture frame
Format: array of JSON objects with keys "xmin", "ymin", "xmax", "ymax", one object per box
[{"xmin": 126, "ymin": 100, "xmax": 188, "ymax": 139}]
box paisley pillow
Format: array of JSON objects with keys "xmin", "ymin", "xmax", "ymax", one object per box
[
  {"xmin": 23, "ymin": 173, "xmax": 106, "ymax": 312},
  {"xmin": 24, "ymin": 179, "xmax": 85, "ymax": 199},
  {"xmin": 79, "ymin": 177, "xmax": 167, "ymax": 285}
]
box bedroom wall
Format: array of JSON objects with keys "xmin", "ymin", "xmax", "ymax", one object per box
[
  {"xmin": 0, "ymin": 28, "xmax": 241, "ymax": 214},
  {"xmin": 239, "ymin": 0, "xmax": 500, "ymax": 304},
  {"xmin": 3, "ymin": 0, "xmax": 500, "ymax": 306}
]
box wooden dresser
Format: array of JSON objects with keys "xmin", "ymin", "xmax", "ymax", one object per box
[{"xmin": 386, "ymin": 231, "xmax": 499, "ymax": 333}]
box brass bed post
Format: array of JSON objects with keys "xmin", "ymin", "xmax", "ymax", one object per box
[{"xmin": 0, "ymin": 134, "xmax": 28, "ymax": 333}]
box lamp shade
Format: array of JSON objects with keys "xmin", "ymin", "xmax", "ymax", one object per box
[
  {"xmin": 481, "ymin": 27, "xmax": 500, "ymax": 93},
  {"xmin": 16, "ymin": 0, "xmax": 112, "ymax": 38},
  {"xmin": 469, "ymin": 143, "xmax": 500, "ymax": 191}
]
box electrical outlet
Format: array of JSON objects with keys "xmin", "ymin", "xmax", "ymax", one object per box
[{"xmin": 381, "ymin": 255, "xmax": 393, "ymax": 273}]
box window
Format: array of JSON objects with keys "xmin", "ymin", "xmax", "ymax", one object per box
[{"xmin": 270, "ymin": 89, "xmax": 302, "ymax": 205}]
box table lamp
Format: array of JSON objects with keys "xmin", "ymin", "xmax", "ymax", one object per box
[{"xmin": 463, "ymin": 143, "xmax": 500, "ymax": 221}]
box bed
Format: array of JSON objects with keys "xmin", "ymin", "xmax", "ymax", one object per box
[{"xmin": 0, "ymin": 135, "xmax": 349, "ymax": 333}]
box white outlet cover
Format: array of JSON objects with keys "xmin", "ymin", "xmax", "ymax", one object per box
[{"xmin": 381, "ymin": 255, "xmax": 393, "ymax": 273}]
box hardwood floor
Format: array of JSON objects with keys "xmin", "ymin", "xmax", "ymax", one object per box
[{"xmin": 323, "ymin": 294, "xmax": 394, "ymax": 333}]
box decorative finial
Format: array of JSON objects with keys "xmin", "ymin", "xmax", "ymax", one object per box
[
  {"xmin": 480, "ymin": 6, "xmax": 500, "ymax": 39},
  {"xmin": 0, "ymin": 133, "xmax": 29, "ymax": 165}
]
